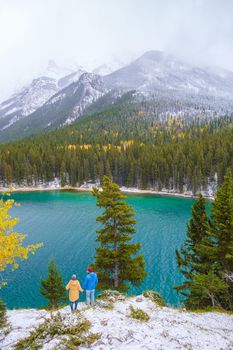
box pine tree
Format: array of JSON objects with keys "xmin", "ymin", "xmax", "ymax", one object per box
[
  {"xmin": 208, "ymin": 169, "xmax": 233, "ymax": 272},
  {"xmin": 176, "ymin": 171, "xmax": 233, "ymax": 310},
  {"xmin": 175, "ymin": 194, "xmax": 211, "ymax": 307},
  {"xmin": 93, "ymin": 176, "xmax": 146, "ymax": 292},
  {"xmin": 40, "ymin": 259, "xmax": 66, "ymax": 309},
  {"xmin": 188, "ymin": 271, "xmax": 228, "ymax": 308},
  {"xmin": 60, "ymin": 161, "xmax": 66, "ymax": 187},
  {"xmin": 206, "ymin": 169, "xmax": 233, "ymax": 309}
]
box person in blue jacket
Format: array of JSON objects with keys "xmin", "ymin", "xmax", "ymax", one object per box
[{"xmin": 83, "ymin": 266, "xmax": 98, "ymax": 306}]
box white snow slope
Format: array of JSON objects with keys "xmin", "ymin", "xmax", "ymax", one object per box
[
  {"xmin": 0, "ymin": 61, "xmax": 85, "ymax": 131},
  {"xmin": 1, "ymin": 295, "xmax": 232, "ymax": 350}
]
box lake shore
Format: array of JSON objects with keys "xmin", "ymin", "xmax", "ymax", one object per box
[{"xmin": 0, "ymin": 184, "xmax": 214, "ymax": 199}]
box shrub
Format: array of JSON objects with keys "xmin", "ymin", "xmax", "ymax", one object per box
[
  {"xmin": 143, "ymin": 290, "xmax": 166, "ymax": 306},
  {"xmin": 97, "ymin": 289, "xmax": 126, "ymax": 302},
  {"xmin": 129, "ymin": 305, "xmax": 150, "ymax": 321},
  {"xmin": 0, "ymin": 299, "xmax": 7, "ymax": 329},
  {"xmin": 58, "ymin": 332, "xmax": 100, "ymax": 349},
  {"xmin": 95, "ymin": 300, "xmax": 114, "ymax": 310},
  {"xmin": 15, "ymin": 312, "xmax": 100, "ymax": 350},
  {"xmin": 96, "ymin": 290, "xmax": 126, "ymax": 310}
]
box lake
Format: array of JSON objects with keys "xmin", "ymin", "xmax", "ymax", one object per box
[{"xmin": 1, "ymin": 191, "xmax": 195, "ymax": 309}]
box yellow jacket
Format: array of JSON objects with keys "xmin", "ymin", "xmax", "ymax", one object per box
[{"xmin": 66, "ymin": 280, "xmax": 83, "ymax": 302}]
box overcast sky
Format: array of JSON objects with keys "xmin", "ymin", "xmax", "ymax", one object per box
[{"xmin": 0, "ymin": 0, "xmax": 233, "ymax": 100}]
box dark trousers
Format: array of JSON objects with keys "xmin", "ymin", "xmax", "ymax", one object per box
[{"xmin": 70, "ymin": 299, "xmax": 78, "ymax": 311}]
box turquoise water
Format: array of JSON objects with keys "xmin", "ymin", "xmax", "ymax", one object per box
[{"xmin": 1, "ymin": 191, "xmax": 195, "ymax": 309}]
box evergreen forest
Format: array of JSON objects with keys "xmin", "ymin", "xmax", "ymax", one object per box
[{"xmin": 0, "ymin": 102, "xmax": 232, "ymax": 194}]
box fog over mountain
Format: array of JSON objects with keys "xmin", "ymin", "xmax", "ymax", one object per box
[
  {"xmin": 1, "ymin": 49, "xmax": 233, "ymax": 143},
  {"xmin": 104, "ymin": 50, "xmax": 233, "ymax": 97},
  {"xmin": 0, "ymin": 0, "xmax": 233, "ymax": 101}
]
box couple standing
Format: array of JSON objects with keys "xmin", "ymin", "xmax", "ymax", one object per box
[{"xmin": 66, "ymin": 266, "xmax": 98, "ymax": 312}]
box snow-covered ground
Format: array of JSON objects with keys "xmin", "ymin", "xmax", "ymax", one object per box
[
  {"xmin": 1, "ymin": 296, "xmax": 232, "ymax": 350},
  {"xmin": 0, "ymin": 180, "xmax": 215, "ymax": 199}
]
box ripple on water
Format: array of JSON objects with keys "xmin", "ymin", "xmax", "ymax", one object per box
[{"xmin": 2, "ymin": 191, "xmax": 195, "ymax": 309}]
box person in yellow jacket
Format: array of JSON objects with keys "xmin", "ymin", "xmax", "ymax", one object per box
[{"xmin": 66, "ymin": 274, "xmax": 83, "ymax": 312}]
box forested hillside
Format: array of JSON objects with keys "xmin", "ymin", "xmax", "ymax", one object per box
[{"xmin": 0, "ymin": 103, "xmax": 232, "ymax": 194}]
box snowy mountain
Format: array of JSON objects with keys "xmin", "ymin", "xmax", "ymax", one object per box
[
  {"xmin": 40, "ymin": 59, "xmax": 77, "ymax": 80},
  {"xmin": 1, "ymin": 294, "xmax": 233, "ymax": 350},
  {"xmin": 93, "ymin": 59, "xmax": 127, "ymax": 76},
  {"xmin": 0, "ymin": 73, "xmax": 106, "ymax": 141},
  {"xmin": 44, "ymin": 72, "xmax": 107, "ymax": 126},
  {"xmin": 93, "ymin": 63, "xmax": 120, "ymax": 76},
  {"xmin": 1, "ymin": 50, "xmax": 233, "ymax": 143},
  {"xmin": 0, "ymin": 61, "xmax": 85, "ymax": 132},
  {"xmin": 104, "ymin": 50, "xmax": 233, "ymax": 99},
  {"xmin": 0, "ymin": 76, "xmax": 58, "ymax": 131}
]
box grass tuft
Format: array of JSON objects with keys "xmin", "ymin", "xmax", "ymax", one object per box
[
  {"xmin": 143, "ymin": 290, "xmax": 166, "ymax": 306},
  {"xmin": 129, "ymin": 305, "xmax": 150, "ymax": 322},
  {"xmin": 97, "ymin": 290, "xmax": 126, "ymax": 302}
]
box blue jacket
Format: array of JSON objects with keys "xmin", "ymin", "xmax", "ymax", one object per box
[{"xmin": 83, "ymin": 272, "xmax": 98, "ymax": 290}]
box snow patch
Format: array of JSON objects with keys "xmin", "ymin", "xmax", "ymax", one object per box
[{"xmin": 1, "ymin": 296, "xmax": 232, "ymax": 350}]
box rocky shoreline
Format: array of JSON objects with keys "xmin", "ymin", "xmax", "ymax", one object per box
[{"xmin": 0, "ymin": 183, "xmax": 215, "ymax": 200}]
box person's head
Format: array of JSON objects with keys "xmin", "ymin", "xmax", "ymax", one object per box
[
  {"xmin": 87, "ymin": 266, "xmax": 93, "ymax": 274},
  {"xmin": 71, "ymin": 274, "xmax": 77, "ymax": 280}
]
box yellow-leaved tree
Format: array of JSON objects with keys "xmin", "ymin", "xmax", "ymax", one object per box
[{"xmin": 0, "ymin": 192, "xmax": 42, "ymax": 286}]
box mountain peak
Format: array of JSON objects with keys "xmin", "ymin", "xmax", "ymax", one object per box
[
  {"xmin": 139, "ymin": 50, "xmax": 165, "ymax": 61},
  {"xmin": 78, "ymin": 72, "xmax": 102, "ymax": 84},
  {"xmin": 47, "ymin": 59, "xmax": 58, "ymax": 70},
  {"xmin": 104, "ymin": 50, "xmax": 233, "ymax": 97},
  {"xmin": 42, "ymin": 60, "xmax": 76, "ymax": 80}
]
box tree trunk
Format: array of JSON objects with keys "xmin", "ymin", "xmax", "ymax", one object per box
[
  {"xmin": 113, "ymin": 221, "xmax": 119, "ymax": 288},
  {"xmin": 114, "ymin": 261, "xmax": 119, "ymax": 288},
  {"xmin": 208, "ymin": 293, "xmax": 216, "ymax": 307}
]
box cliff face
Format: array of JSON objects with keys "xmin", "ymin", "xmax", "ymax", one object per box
[{"xmin": 1, "ymin": 295, "xmax": 233, "ymax": 350}]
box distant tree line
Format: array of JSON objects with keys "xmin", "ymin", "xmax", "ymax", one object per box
[{"xmin": 0, "ymin": 105, "xmax": 232, "ymax": 194}]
